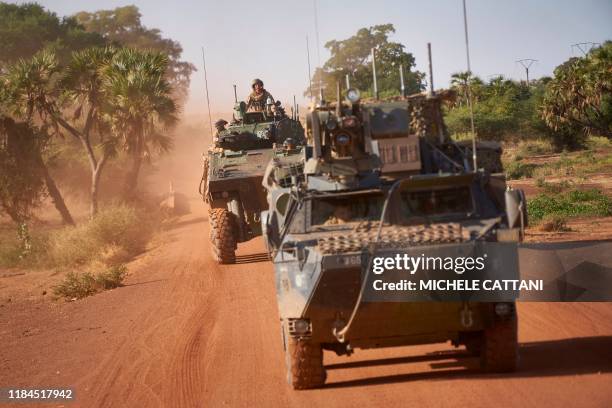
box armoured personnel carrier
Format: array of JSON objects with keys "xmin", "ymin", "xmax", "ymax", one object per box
[
  {"xmin": 200, "ymin": 99, "xmax": 305, "ymax": 263},
  {"xmin": 262, "ymin": 87, "xmax": 527, "ymax": 389}
]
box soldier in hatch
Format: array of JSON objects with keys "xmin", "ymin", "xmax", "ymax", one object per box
[{"xmin": 245, "ymin": 78, "xmax": 275, "ymax": 112}]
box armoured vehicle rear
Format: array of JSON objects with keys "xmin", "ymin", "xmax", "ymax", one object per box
[
  {"xmin": 200, "ymin": 99, "xmax": 305, "ymax": 263},
  {"xmin": 262, "ymin": 86, "xmax": 527, "ymax": 389}
]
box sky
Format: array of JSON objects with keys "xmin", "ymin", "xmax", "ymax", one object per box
[{"xmin": 11, "ymin": 0, "xmax": 612, "ymax": 119}]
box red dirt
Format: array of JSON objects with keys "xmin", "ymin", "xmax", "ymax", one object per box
[
  {"xmin": 1, "ymin": 197, "xmax": 612, "ymax": 407},
  {"xmin": 1, "ymin": 130, "xmax": 611, "ymax": 407}
]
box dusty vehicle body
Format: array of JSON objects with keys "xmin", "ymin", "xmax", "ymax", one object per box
[
  {"xmin": 201, "ymin": 101, "xmax": 305, "ymax": 263},
  {"xmin": 262, "ymin": 89, "xmax": 527, "ymax": 389}
]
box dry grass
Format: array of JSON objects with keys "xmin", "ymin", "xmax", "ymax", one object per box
[{"xmin": 52, "ymin": 265, "xmax": 127, "ymax": 299}]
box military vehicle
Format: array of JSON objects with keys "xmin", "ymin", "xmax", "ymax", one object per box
[
  {"xmin": 200, "ymin": 98, "xmax": 305, "ymax": 264},
  {"xmin": 261, "ymin": 82, "xmax": 527, "ymax": 388}
]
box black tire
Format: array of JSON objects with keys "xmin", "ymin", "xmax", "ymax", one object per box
[
  {"xmin": 481, "ymin": 315, "xmax": 519, "ymax": 372},
  {"xmin": 208, "ymin": 208, "xmax": 236, "ymax": 264},
  {"xmin": 284, "ymin": 327, "xmax": 326, "ymax": 389}
]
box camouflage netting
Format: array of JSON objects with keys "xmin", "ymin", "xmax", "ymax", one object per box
[{"xmin": 317, "ymin": 222, "xmax": 468, "ymax": 255}]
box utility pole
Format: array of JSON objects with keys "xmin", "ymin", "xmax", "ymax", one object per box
[
  {"xmin": 571, "ymin": 42, "xmax": 600, "ymax": 57},
  {"xmin": 516, "ymin": 59, "xmax": 537, "ymax": 86}
]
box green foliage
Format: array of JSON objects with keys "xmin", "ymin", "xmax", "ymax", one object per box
[
  {"xmin": 541, "ymin": 41, "xmax": 612, "ymax": 145},
  {"xmin": 307, "ymin": 24, "xmax": 424, "ymax": 99},
  {"xmin": 52, "ymin": 264, "xmax": 127, "ymax": 299},
  {"xmin": 47, "ymin": 203, "xmax": 150, "ymax": 266},
  {"xmin": 516, "ymin": 139, "xmax": 556, "ymax": 157},
  {"xmin": 445, "ymin": 72, "xmax": 549, "ymax": 140},
  {"xmin": 527, "ymin": 189, "xmax": 612, "ymax": 222},
  {"xmin": 73, "ymin": 5, "xmax": 195, "ymax": 101},
  {"xmin": 0, "ymin": 116, "xmax": 47, "ymax": 222},
  {"xmin": 505, "ymin": 161, "xmax": 537, "ymax": 179},
  {"xmin": 539, "ymin": 180, "xmax": 572, "ymax": 194},
  {"xmin": 0, "ymin": 2, "xmax": 105, "ymax": 66}
]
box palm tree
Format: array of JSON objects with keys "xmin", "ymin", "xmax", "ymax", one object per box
[
  {"xmin": 60, "ymin": 47, "xmax": 118, "ymax": 217},
  {"xmin": 1, "ymin": 51, "xmax": 75, "ymax": 225},
  {"xmin": 102, "ymin": 48, "xmax": 177, "ymax": 198}
]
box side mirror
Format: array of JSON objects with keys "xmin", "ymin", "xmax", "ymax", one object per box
[
  {"xmin": 505, "ymin": 188, "xmax": 528, "ymax": 238},
  {"xmin": 261, "ymin": 210, "xmax": 280, "ymax": 253}
]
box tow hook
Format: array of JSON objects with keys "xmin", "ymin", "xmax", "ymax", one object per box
[{"xmin": 460, "ymin": 304, "xmax": 474, "ymax": 328}]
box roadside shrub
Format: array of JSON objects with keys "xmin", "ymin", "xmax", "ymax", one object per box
[
  {"xmin": 539, "ymin": 215, "xmax": 571, "ymax": 232},
  {"xmin": 506, "ymin": 161, "xmax": 537, "ymax": 179},
  {"xmin": 527, "ymin": 188, "xmax": 612, "ymax": 222},
  {"xmin": 48, "ymin": 203, "xmax": 150, "ymax": 267},
  {"xmin": 0, "ymin": 226, "xmax": 49, "ymax": 268},
  {"xmin": 52, "ymin": 264, "xmax": 127, "ymax": 299},
  {"xmin": 517, "ymin": 140, "xmax": 556, "ymax": 157},
  {"xmin": 587, "ymin": 136, "xmax": 612, "ymax": 150}
]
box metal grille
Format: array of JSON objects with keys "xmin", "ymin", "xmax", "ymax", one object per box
[{"xmin": 317, "ymin": 223, "xmax": 468, "ymax": 255}]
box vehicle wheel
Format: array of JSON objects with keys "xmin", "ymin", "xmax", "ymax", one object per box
[
  {"xmin": 481, "ymin": 315, "xmax": 518, "ymax": 372},
  {"xmin": 284, "ymin": 329, "xmax": 326, "ymax": 389},
  {"xmin": 208, "ymin": 208, "xmax": 236, "ymax": 264}
]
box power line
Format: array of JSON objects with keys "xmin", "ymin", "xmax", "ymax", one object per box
[
  {"xmin": 571, "ymin": 42, "xmax": 600, "ymax": 56},
  {"xmin": 516, "ymin": 59, "xmax": 537, "ymax": 85}
]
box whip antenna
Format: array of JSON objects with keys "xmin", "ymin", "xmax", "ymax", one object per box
[
  {"xmin": 306, "ymin": 36, "xmax": 313, "ymax": 100},
  {"xmin": 201, "ymin": 47, "xmax": 214, "ymax": 143},
  {"xmin": 462, "ymin": 0, "xmax": 477, "ymax": 171}
]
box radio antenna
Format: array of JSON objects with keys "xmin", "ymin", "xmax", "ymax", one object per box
[
  {"xmin": 371, "ymin": 47, "xmax": 379, "ymax": 100},
  {"xmin": 201, "ymin": 46, "xmax": 214, "ymax": 142},
  {"xmin": 462, "ymin": 0, "xmax": 477, "ymax": 172},
  {"xmin": 306, "ymin": 36, "xmax": 313, "ymax": 100},
  {"xmin": 313, "ymin": 0, "xmax": 322, "ymax": 96},
  {"xmin": 399, "ymin": 64, "xmax": 405, "ymax": 97}
]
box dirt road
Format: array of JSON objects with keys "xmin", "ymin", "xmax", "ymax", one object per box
[{"xmin": 2, "ymin": 193, "xmax": 612, "ymax": 407}]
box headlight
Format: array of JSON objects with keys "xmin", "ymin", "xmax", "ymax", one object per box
[
  {"xmin": 335, "ymin": 133, "xmax": 351, "ymax": 146},
  {"xmin": 346, "ymin": 88, "xmax": 360, "ymax": 103}
]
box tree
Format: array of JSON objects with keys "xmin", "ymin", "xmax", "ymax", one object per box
[
  {"xmin": 59, "ymin": 47, "xmax": 119, "ymax": 216},
  {"xmin": 445, "ymin": 73, "xmax": 549, "ymax": 140},
  {"xmin": 307, "ymin": 24, "xmax": 424, "ymax": 100},
  {"xmin": 73, "ymin": 6, "xmax": 195, "ymax": 102},
  {"xmin": 541, "ymin": 41, "xmax": 612, "ymax": 143},
  {"xmin": 0, "ymin": 2, "xmax": 105, "ymax": 67},
  {"xmin": 0, "ymin": 116, "xmax": 47, "ymax": 224},
  {"xmin": 101, "ymin": 48, "xmax": 177, "ymax": 198},
  {"xmin": 1, "ymin": 51, "xmax": 75, "ymax": 225}
]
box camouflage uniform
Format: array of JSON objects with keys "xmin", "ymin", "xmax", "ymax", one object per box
[{"xmin": 245, "ymin": 89, "xmax": 275, "ymax": 112}]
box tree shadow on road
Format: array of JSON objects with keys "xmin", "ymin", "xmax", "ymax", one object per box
[{"xmin": 324, "ymin": 336, "xmax": 612, "ymax": 389}]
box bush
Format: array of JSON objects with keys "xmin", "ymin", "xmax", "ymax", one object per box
[
  {"xmin": 506, "ymin": 161, "xmax": 537, "ymax": 179},
  {"xmin": 517, "ymin": 140, "xmax": 556, "ymax": 157},
  {"xmin": 528, "ymin": 188, "xmax": 612, "ymax": 222},
  {"xmin": 539, "ymin": 215, "xmax": 571, "ymax": 232},
  {"xmin": 52, "ymin": 264, "xmax": 127, "ymax": 299},
  {"xmin": 48, "ymin": 203, "xmax": 151, "ymax": 267}
]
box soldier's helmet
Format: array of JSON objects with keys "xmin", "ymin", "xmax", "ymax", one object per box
[
  {"xmin": 251, "ymin": 78, "xmax": 264, "ymax": 88},
  {"xmin": 214, "ymin": 119, "xmax": 228, "ymax": 131}
]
